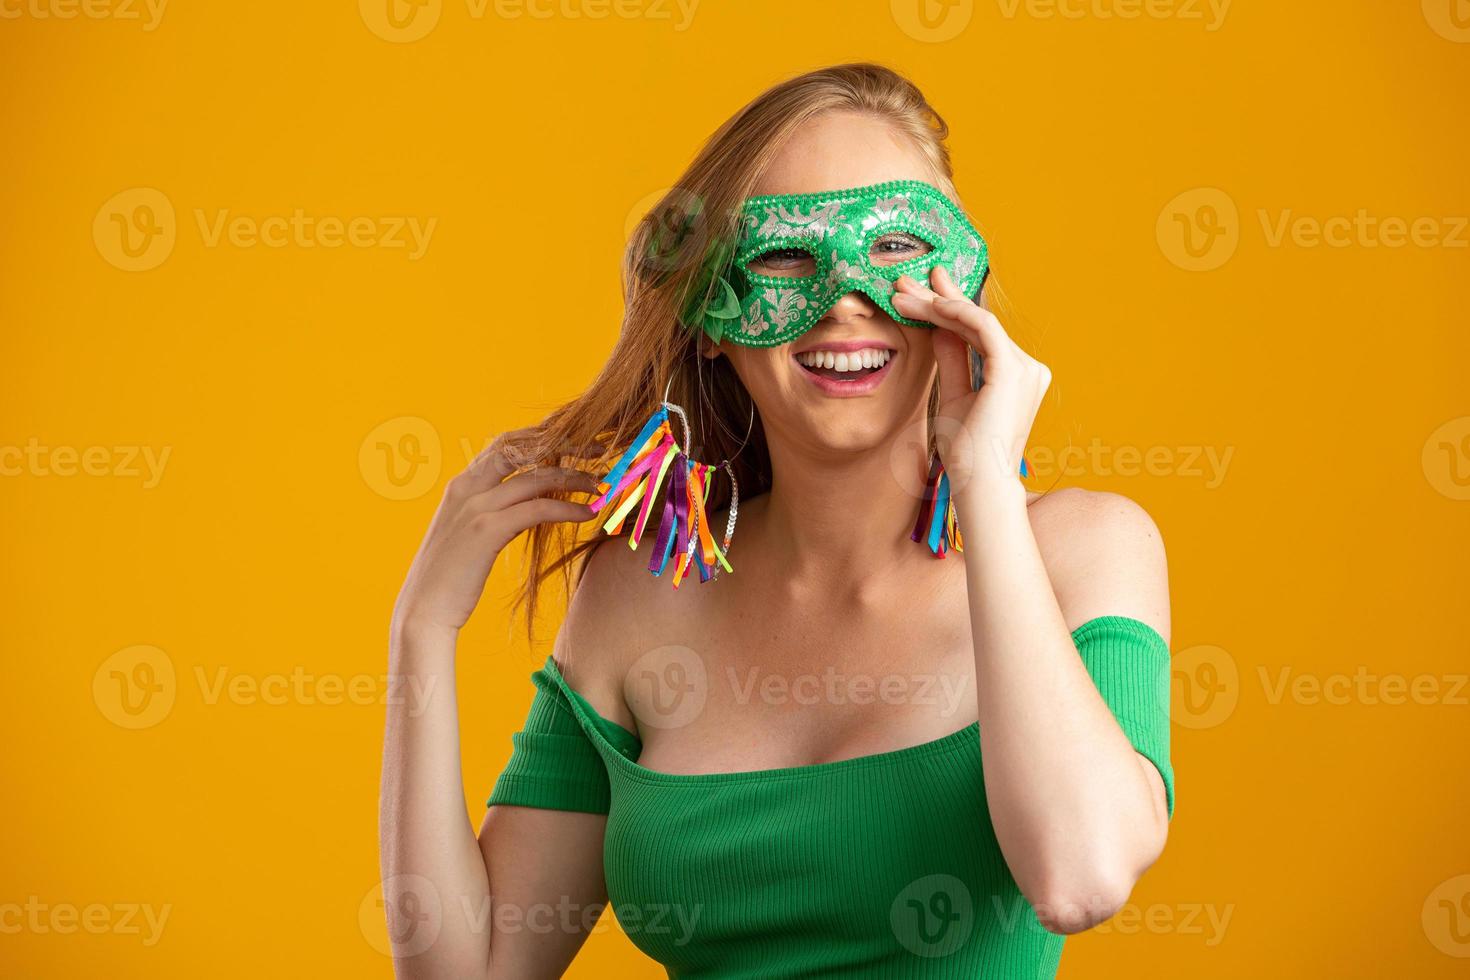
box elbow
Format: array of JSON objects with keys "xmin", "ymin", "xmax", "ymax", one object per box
[{"xmin": 1026, "ymin": 866, "xmax": 1138, "ymax": 936}]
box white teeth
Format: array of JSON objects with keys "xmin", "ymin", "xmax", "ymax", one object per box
[{"xmin": 797, "ymin": 348, "xmax": 891, "ymax": 372}]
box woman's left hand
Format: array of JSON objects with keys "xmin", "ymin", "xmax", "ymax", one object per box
[{"xmin": 892, "ymin": 266, "xmax": 1050, "ymax": 499}]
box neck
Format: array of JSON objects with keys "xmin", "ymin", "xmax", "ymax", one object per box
[{"xmin": 748, "ymin": 424, "xmax": 938, "ymax": 597}]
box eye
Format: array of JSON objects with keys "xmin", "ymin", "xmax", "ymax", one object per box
[
  {"xmin": 870, "ymin": 232, "xmax": 932, "ymax": 264},
  {"xmin": 748, "ymin": 246, "xmax": 815, "ymax": 277}
]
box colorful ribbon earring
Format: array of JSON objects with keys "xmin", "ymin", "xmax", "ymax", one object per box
[
  {"xmin": 910, "ymin": 452, "xmax": 1030, "ymax": 558},
  {"xmin": 588, "ymin": 382, "xmax": 748, "ymax": 588}
]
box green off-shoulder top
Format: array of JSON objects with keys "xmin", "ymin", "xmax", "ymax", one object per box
[{"xmin": 487, "ymin": 615, "xmax": 1174, "ymax": 979}]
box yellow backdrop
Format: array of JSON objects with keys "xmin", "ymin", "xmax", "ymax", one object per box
[{"xmin": 3, "ymin": 0, "xmax": 1468, "ymax": 976}]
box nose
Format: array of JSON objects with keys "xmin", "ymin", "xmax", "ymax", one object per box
[{"xmin": 820, "ymin": 290, "xmax": 877, "ymax": 324}]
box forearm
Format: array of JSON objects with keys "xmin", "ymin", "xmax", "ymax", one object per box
[
  {"xmin": 380, "ymin": 622, "xmax": 493, "ymax": 979},
  {"xmin": 956, "ymin": 483, "xmax": 1165, "ymax": 929}
]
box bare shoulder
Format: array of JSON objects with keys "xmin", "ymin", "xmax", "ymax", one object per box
[
  {"xmin": 552, "ymin": 535, "xmax": 640, "ymax": 722},
  {"xmin": 1025, "ymin": 487, "xmax": 1171, "ymax": 643},
  {"xmin": 551, "ymin": 529, "xmax": 692, "ymax": 731}
]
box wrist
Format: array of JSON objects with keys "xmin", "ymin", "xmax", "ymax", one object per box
[
  {"xmin": 389, "ymin": 613, "xmax": 460, "ymax": 661},
  {"xmin": 953, "ymin": 476, "xmax": 1027, "ymax": 519}
]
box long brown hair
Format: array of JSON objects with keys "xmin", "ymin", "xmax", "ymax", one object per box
[{"xmin": 504, "ymin": 62, "xmax": 1001, "ymax": 648}]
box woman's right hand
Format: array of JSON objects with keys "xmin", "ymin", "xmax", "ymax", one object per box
[{"xmin": 391, "ymin": 426, "xmax": 605, "ymax": 637}]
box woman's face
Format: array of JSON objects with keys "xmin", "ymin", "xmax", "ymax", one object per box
[{"xmin": 709, "ymin": 111, "xmax": 945, "ymax": 458}]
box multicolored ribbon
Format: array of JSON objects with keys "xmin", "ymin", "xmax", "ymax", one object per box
[
  {"xmin": 595, "ymin": 403, "xmax": 1029, "ymax": 576},
  {"xmin": 910, "ymin": 453, "xmax": 1031, "ymax": 558},
  {"xmin": 589, "ymin": 405, "xmax": 733, "ymax": 588}
]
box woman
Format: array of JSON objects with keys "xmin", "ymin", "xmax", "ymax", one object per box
[{"xmin": 380, "ymin": 63, "xmax": 1174, "ymax": 979}]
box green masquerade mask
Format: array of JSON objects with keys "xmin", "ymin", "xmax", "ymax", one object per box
[{"xmin": 684, "ymin": 179, "xmax": 988, "ymax": 347}]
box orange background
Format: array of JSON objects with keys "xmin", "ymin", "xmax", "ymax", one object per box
[{"xmin": 3, "ymin": 1, "xmax": 1468, "ymax": 976}]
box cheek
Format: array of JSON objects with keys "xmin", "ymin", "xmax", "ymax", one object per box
[
  {"xmin": 899, "ymin": 328, "xmax": 939, "ymax": 372},
  {"xmin": 720, "ymin": 346, "xmax": 791, "ymax": 401}
]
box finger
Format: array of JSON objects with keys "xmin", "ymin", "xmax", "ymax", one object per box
[
  {"xmin": 463, "ymin": 426, "xmax": 537, "ymax": 485},
  {"xmin": 465, "ymin": 495, "xmax": 605, "ymax": 555},
  {"xmin": 897, "ymin": 291, "xmax": 1012, "ymax": 362},
  {"xmin": 464, "ymin": 430, "xmax": 607, "ymax": 488},
  {"xmin": 891, "ymin": 288, "xmax": 948, "ymax": 328},
  {"xmin": 893, "ymin": 273, "xmax": 938, "ymax": 299},
  {"xmin": 934, "ymin": 298, "xmax": 1016, "ymax": 363},
  {"xmin": 894, "ymin": 268, "xmax": 973, "ymax": 319},
  {"xmin": 474, "ymin": 466, "xmax": 601, "ymax": 510},
  {"xmin": 929, "ymin": 264, "xmax": 967, "ymax": 301},
  {"xmin": 500, "ymin": 496, "xmax": 606, "ymax": 532},
  {"xmin": 924, "ymin": 267, "xmax": 985, "ymax": 391},
  {"xmin": 888, "ymin": 286, "xmax": 973, "ymax": 398}
]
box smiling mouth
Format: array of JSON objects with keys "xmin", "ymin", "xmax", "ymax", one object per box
[{"xmin": 794, "ymin": 346, "xmax": 896, "ymax": 382}]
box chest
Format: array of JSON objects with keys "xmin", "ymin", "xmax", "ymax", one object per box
[
  {"xmin": 623, "ymin": 577, "xmax": 979, "ymax": 777},
  {"xmin": 596, "ymin": 737, "xmax": 1063, "ymax": 977}
]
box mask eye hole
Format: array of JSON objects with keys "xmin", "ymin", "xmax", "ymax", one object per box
[
  {"xmin": 870, "ymin": 231, "xmax": 933, "ymax": 265},
  {"xmin": 747, "ymin": 246, "xmax": 816, "ymax": 278}
]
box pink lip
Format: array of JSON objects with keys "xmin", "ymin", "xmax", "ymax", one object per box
[{"xmin": 792, "ymin": 348, "xmax": 898, "ymax": 398}]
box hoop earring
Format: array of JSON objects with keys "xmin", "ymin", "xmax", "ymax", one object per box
[{"xmin": 588, "ymin": 377, "xmax": 754, "ymax": 588}]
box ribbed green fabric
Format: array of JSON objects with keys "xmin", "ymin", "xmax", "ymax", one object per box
[
  {"xmin": 488, "ymin": 666, "xmax": 641, "ymax": 813},
  {"xmin": 487, "ymin": 615, "xmax": 1174, "ymax": 978}
]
